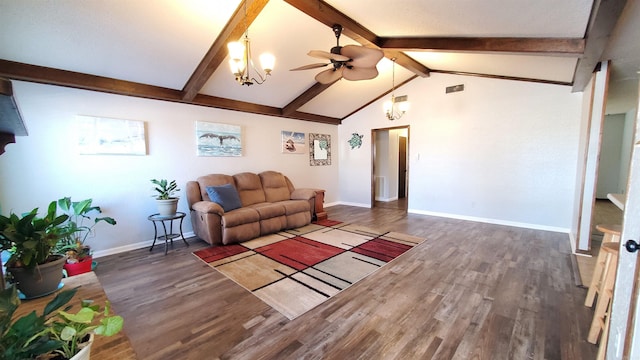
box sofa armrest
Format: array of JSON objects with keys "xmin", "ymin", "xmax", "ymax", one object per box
[
  {"xmin": 192, "ymin": 200, "xmax": 225, "ymax": 216},
  {"xmin": 291, "ymin": 188, "xmax": 317, "ymax": 200}
]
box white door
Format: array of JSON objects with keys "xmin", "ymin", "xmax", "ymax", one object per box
[{"xmin": 607, "ymin": 82, "xmax": 640, "ymax": 359}]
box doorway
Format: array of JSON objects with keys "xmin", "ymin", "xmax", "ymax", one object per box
[{"xmin": 371, "ymin": 126, "xmax": 409, "ymax": 210}]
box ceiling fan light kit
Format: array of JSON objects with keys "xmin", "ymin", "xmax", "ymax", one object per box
[
  {"xmin": 384, "ymin": 58, "xmax": 409, "ymax": 121},
  {"xmin": 290, "ymin": 24, "xmax": 384, "ymax": 84}
]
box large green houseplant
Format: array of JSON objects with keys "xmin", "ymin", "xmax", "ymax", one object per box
[
  {"xmin": 151, "ymin": 178, "xmax": 180, "ymax": 216},
  {"xmin": 0, "ymin": 285, "xmax": 123, "ymax": 360},
  {"xmin": 54, "ymin": 197, "xmax": 116, "ymax": 276},
  {"xmin": 0, "ymin": 202, "xmax": 69, "ymax": 298}
]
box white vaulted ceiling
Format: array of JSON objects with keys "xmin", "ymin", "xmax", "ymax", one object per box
[{"xmin": 0, "ymin": 0, "xmax": 637, "ymax": 126}]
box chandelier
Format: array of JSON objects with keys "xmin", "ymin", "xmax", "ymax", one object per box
[
  {"xmin": 383, "ymin": 58, "xmax": 409, "ymax": 120},
  {"xmin": 227, "ymin": 3, "xmax": 275, "ymax": 86}
]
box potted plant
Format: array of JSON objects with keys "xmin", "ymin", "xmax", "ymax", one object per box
[
  {"xmin": 0, "ymin": 285, "xmax": 123, "ymax": 360},
  {"xmin": 151, "ymin": 178, "xmax": 180, "ymax": 216},
  {"xmin": 55, "ymin": 197, "xmax": 117, "ymax": 277},
  {"xmin": 0, "ymin": 202, "xmax": 69, "ymax": 298}
]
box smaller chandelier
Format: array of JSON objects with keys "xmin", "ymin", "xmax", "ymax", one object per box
[
  {"xmin": 383, "ymin": 58, "xmax": 409, "ymax": 120},
  {"xmin": 227, "ymin": 4, "xmax": 275, "ymax": 86}
]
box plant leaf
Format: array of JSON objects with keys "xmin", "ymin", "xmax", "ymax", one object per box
[
  {"xmin": 57, "ymin": 307, "xmax": 95, "ymax": 324},
  {"xmin": 60, "ymin": 325, "xmax": 77, "ymax": 341},
  {"xmin": 43, "ymin": 288, "xmax": 78, "ymax": 317},
  {"xmin": 94, "ymin": 315, "xmax": 124, "ymax": 336}
]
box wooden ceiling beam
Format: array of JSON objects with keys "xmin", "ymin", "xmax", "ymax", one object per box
[
  {"xmin": 282, "ymin": 80, "xmax": 337, "ymax": 116},
  {"xmin": 0, "ymin": 59, "xmax": 184, "ymax": 101},
  {"xmin": 181, "ymin": 0, "xmax": 270, "ymax": 101},
  {"xmin": 284, "ymin": 0, "xmax": 430, "ymax": 77},
  {"xmin": 0, "ymin": 59, "xmax": 341, "ymax": 125},
  {"xmin": 572, "ymin": 0, "xmax": 628, "ymax": 92},
  {"xmin": 343, "ymin": 75, "xmax": 418, "ymax": 120},
  {"xmin": 379, "ymin": 37, "xmax": 585, "ymax": 56},
  {"xmin": 430, "ymin": 69, "xmax": 572, "ymax": 86},
  {"xmin": 284, "ymin": 111, "xmax": 342, "ymax": 125}
]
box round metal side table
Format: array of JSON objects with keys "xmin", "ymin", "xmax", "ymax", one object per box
[{"xmin": 148, "ymin": 212, "xmax": 189, "ymax": 255}]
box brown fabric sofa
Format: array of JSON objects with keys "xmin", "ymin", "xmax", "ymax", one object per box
[{"xmin": 186, "ymin": 171, "xmax": 321, "ymax": 245}]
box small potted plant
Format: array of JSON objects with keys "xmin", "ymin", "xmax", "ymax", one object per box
[
  {"xmin": 151, "ymin": 179, "xmax": 180, "ymax": 216},
  {"xmin": 0, "ymin": 285, "xmax": 123, "ymax": 360},
  {"xmin": 55, "ymin": 197, "xmax": 117, "ymax": 277},
  {"xmin": 0, "ymin": 202, "xmax": 69, "ymax": 298}
]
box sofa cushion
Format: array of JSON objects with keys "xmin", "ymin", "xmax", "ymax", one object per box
[
  {"xmin": 259, "ymin": 171, "xmax": 291, "ymax": 203},
  {"xmin": 248, "ymin": 202, "xmax": 286, "ymax": 219},
  {"xmin": 197, "ymin": 174, "xmax": 235, "ymax": 202},
  {"xmin": 221, "ymin": 208, "xmax": 260, "ymax": 228},
  {"xmin": 206, "ymin": 184, "xmax": 242, "ymax": 212},
  {"xmin": 277, "ymin": 199, "xmax": 310, "ymax": 215},
  {"xmin": 233, "ymin": 172, "xmax": 266, "ymax": 206}
]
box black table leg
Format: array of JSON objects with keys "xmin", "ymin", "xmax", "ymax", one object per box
[
  {"xmin": 149, "ymin": 221, "xmax": 158, "ymax": 251},
  {"xmin": 160, "ymin": 220, "xmax": 169, "ymax": 255},
  {"xmin": 178, "ymin": 216, "xmax": 189, "ymax": 247}
]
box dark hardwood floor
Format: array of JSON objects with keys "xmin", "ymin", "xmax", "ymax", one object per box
[{"xmin": 95, "ymin": 205, "xmax": 598, "ymax": 359}]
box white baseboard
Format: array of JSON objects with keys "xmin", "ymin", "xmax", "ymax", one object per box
[
  {"xmin": 333, "ymin": 201, "xmax": 371, "ymax": 208},
  {"xmin": 318, "ymin": 203, "xmax": 570, "ymax": 234},
  {"xmin": 375, "ymin": 196, "xmax": 398, "ymax": 202},
  {"xmin": 93, "ymin": 231, "xmax": 196, "ymax": 259},
  {"xmin": 407, "ymin": 209, "xmax": 570, "ymax": 234}
]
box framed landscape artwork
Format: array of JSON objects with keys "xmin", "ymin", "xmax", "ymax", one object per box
[
  {"xmin": 196, "ymin": 121, "xmax": 242, "ymax": 157},
  {"xmin": 309, "ymin": 133, "xmax": 331, "ymax": 166},
  {"xmin": 76, "ymin": 115, "xmax": 147, "ymax": 155},
  {"xmin": 281, "ymin": 130, "xmax": 306, "ymax": 154}
]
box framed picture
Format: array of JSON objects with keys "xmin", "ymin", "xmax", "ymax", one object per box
[
  {"xmin": 309, "ymin": 133, "xmax": 331, "ymax": 166},
  {"xmin": 76, "ymin": 115, "xmax": 147, "ymax": 155},
  {"xmin": 196, "ymin": 121, "xmax": 242, "ymax": 157},
  {"xmin": 281, "ymin": 130, "xmax": 306, "ymax": 154}
]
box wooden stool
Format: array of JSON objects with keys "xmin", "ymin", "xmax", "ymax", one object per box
[
  {"xmin": 595, "ymin": 224, "xmax": 622, "ymax": 243},
  {"xmin": 585, "ymin": 224, "xmax": 621, "ymax": 307},
  {"xmin": 587, "ymin": 242, "xmax": 619, "ymax": 346}
]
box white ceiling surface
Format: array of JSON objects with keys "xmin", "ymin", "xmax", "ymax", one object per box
[
  {"xmin": 0, "ymin": 0, "xmax": 638, "ymax": 118},
  {"xmin": 602, "ymin": 0, "xmax": 640, "ymax": 114},
  {"xmin": 324, "ymin": 0, "xmax": 593, "ymax": 37}
]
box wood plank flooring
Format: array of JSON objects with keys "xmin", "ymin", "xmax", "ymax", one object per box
[{"xmin": 95, "ymin": 205, "xmax": 598, "ymax": 359}]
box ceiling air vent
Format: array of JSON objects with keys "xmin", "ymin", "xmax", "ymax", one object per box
[{"xmin": 446, "ymin": 84, "xmax": 464, "ymax": 94}]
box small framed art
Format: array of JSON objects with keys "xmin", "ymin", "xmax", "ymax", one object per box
[{"xmin": 309, "ymin": 133, "xmax": 331, "ymax": 166}]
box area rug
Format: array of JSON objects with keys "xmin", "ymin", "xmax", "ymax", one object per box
[{"xmin": 193, "ymin": 219, "xmax": 426, "ymax": 320}]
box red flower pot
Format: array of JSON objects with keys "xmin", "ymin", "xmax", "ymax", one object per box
[{"xmin": 64, "ymin": 256, "xmax": 93, "ymax": 277}]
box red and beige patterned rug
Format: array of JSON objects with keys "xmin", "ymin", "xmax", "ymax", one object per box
[{"xmin": 193, "ymin": 219, "xmax": 426, "ymax": 320}]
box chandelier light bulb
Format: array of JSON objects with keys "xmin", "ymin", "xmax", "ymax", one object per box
[{"xmin": 259, "ymin": 53, "xmax": 275, "ymax": 74}]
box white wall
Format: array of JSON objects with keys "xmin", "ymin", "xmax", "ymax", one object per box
[
  {"xmin": 619, "ymin": 108, "xmax": 638, "ymax": 192},
  {"xmin": 339, "ymin": 73, "xmax": 583, "ymax": 231},
  {"xmin": 0, "ymin": 81, "xmax": 339, "ymax": 255},
  {"xmin": 597, "ymin": 113, "xmax": 626, "ymax": 198}
]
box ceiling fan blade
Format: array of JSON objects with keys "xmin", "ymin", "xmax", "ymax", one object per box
[
  {"xmin": 290, "ymin": 63, "xmax": 329, "ymax": 71},
  {"xmin": 342, "ymin": 66, "xmax": 379, "ymax": 81},
  {"xmin": 315, "ymin": 67, "xmax": 344, "ymax": 84},
  {"xmin": 308, "ymin": 50, "xmax": 350, "ymax": 62},
  {"xmin": 340, "ymin": 45, "xmax": 384, "ymax": 67}
]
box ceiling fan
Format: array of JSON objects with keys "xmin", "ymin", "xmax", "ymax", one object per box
[{"xmin": 290, "ymin": 24, "xmax": 384, "ymax": 84}]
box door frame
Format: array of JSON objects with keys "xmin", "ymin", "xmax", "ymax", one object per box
[
  {"xmin": 371, "ymin": 125, "xmax": 410, "ymax": 207},
  {"xmin": 607, "ymin": 79, "xmax": 640, "ymax": 359}
]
